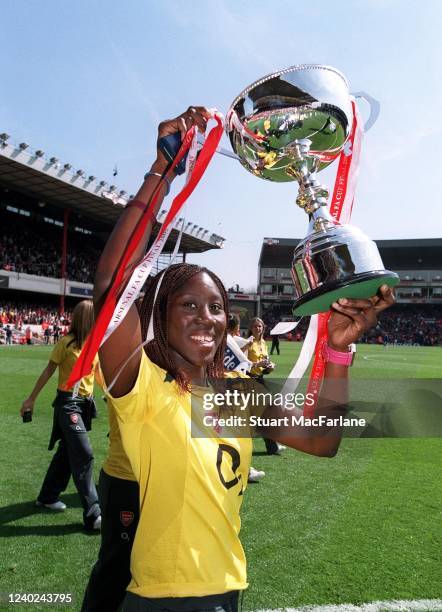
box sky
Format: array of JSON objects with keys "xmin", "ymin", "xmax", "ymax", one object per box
[{"xmin": 1, "ymin": 0, "xmax": 441, "ymax": 291}]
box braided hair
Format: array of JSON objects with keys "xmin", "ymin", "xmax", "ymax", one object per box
[{"xmin": 138, "ymin": 263, "xmax": 229, "ymax": 392}]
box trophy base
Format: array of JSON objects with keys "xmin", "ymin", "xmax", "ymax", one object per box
[{"xmin": 292, "ymin": 270, "xmax": 399, "ymax": 316}]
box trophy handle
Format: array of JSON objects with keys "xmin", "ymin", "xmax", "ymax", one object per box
[{"xmin": 351, "ymin": 91, "xmax": 380, "ymax": 132}]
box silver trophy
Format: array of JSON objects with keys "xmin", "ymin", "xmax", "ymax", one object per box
[{"xmin": 226, "ymin": 64, "xmax": 398, "ymax": 316}]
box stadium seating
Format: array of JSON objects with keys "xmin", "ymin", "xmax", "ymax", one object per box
[
  {"xmin": 262, "ymin": 304, "xmax": 442, "ymax": 346},
  {"xmin": 0, "ymin": 211, "xmax": 100, "ymax": 283}
]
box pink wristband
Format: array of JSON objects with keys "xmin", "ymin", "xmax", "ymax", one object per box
[{"xmin": 322, "ymin": 342, "xmax": 356, "ymax": 367}]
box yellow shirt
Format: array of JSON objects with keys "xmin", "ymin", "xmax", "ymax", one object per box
[
  {"xmin": 108, "ymin": 352, "xmax": 252, "ymax": 598},
  {"xmin": 247, "ymin": 338, "xmax": 268, "ymax": 377},
  {"xmin": 50, "ymin": 334, "xmax": 97, "ymax": 397},
  {"xmin": 102, "ymin": 401, "xmax": 136, "ymax": 481}
]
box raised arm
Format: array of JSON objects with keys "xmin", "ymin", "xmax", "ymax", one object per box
[
  {"xmin": 96, "ymin": 107, "xmax": 210, "ymax": 396},
  {"xmin": 261, "ymin": 285, "xmax": 395, "ymax": 456}
]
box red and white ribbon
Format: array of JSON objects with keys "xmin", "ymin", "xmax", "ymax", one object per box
[
  {"xmin": 329, "ymin": 98, "xmax": 363, "ymax": 225},
  {"xmin": 102, "ymin": 130, "xmax": 200, "ymax": 345},
  {"xmin": 283, "ymin": 98, "xmax": 364, "ymax": 412}
]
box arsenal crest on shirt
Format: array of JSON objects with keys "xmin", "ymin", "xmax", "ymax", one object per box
[{"xmin": 120, "ymin": 511, "xmax": 134, "ymax": 527}]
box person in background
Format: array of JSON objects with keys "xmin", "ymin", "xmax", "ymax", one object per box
[
  {"xmin": 245, "ymin": 317, "xmax": 282, "ymax": 455},
  {"xmin": 270, "ymin": 333, "xmax": 280, "ymax": 355},
  {"xmin": 20, "ymin": 300, "xmax": 101, "ymax": 530},
  {"xmin": 246, "ymin": 317, "xmax": 274, "ymax": 381},
  {"xmin": 227, "ymin": 313, "xmax": 265, "ymax": 484},
  {"xmin": 25, "ymin": 326, "xmax": 32, "ymax": 345},
  {"xmin": 5, "ymin": 324, "xmax": 12, "ymax": 344}
]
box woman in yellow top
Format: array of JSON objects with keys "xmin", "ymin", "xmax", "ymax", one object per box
[
  {"xmin": 20, "ymin": 300, "xmax": 101, "ymax": 531},
  {"xmin": 246, "ymin": 317, "xmax": 274, "ymax": 381},
  {"xmin": 245, "ymin": 317, "xmax": 281, "ymax": 455},
  {"xmin": 93, "ymin": 107, "xmax": 395, "ymax": 611}
]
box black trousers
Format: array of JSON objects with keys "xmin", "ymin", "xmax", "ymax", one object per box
[
  {"xmin": 82, "ymin": 470, "xmax": 140, "ymax": 612},
  {"xmin": 270, "ymin": 337, "xmax": 280, "ymax": 355},
  {"xmin": 251, "ymin": 375, "xmax": 279, "ymax": 455},
  {"xmin": 37, "ymin": 392, "xmax": 100, "ymax": 527},
  {"xmin": 122, "ymin": 591, "xmax": 240, "ymax": 612}
]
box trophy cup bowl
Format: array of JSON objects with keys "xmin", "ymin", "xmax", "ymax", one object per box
[{"xmin": 226, "ymin": 64, "xmax": 398, "ymax": 316}]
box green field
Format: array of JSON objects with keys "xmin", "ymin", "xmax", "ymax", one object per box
[{"xmin": 0, "ymin": 343, "xmax": 441, "ymax": 611}]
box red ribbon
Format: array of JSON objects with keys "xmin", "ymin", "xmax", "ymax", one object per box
[
  {"xmin": 66, "ymin": 116, "xmax": 224, "ymax": 389},
  {"xmin": 303, "ymin": 312, "xmax": 330, "ymax": 418},
  {"xmin": 304, "ymin": 101, "xmax": 359, "ymax": 414},
  {"xmin": 329, "ymin": 100, "xmax": 359, "ymax": 221}
]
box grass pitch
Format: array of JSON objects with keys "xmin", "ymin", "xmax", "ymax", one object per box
[{"xmin": 0, "ymin": 343, "xmax": 441, "ymax": 611}]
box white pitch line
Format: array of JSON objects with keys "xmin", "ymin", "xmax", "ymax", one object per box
[{"xmin": 255, "ymin": 599, "xmax": 442, "ymax": 612}]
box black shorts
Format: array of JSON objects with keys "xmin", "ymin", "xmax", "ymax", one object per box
[{"xmin": 82, "ymin": 470, "xmax": 139, "ymax": 612}]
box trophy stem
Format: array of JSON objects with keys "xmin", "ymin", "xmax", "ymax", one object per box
[
  {"xmin": 287, "ymin": 139, "xmax": 332, "ymax": 228},
  {"xmin": 309, "ymin": 207, "xmax": 335, "ymax": 233}
]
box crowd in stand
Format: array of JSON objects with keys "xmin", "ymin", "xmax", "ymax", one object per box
[
  {"xmin": 1, "ymin": 300, "xmax": 442, "ymax": 346},
  {"xmin": 359, "ymin": 305, "xmax": 442, "ymax": 346},
  {"xmin": 0, "ymin": 303, "xmax": 71, "ymax": 328},
  {"xmin": 262, "ymin": 304, "xmax": 442, "ymax": 346},
  {"xmin": 0, "ymin": 304, "xmax": 72, "ymax": 344},
  {"xmin": 0, "ymin": 213, "xmax": 100, "ymax": 284},
  {"xmin": 0, "ymin": 304, "xmax": 71, "ymax": 345}
]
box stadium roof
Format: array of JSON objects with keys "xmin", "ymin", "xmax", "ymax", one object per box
[
  {"xmin": 0, "ymin": 133, "xmax": 224, "ymax": 253},
  {"xmin": 259, "ymin": 238, "xmax": 301, "ymax": 267},
  {"xmin": 259, "ymin": 237, "xmax": 442, "ymax": 269}
]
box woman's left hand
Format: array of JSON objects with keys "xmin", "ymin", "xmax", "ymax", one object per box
[{"xmin": 328, "ymin": 284, "xmax": 395, "ymax": 350}]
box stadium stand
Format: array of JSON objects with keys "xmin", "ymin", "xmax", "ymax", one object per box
[
  {"xmin": 1, "ymin": 208, "xmax": 100, "ymax": 283},
  {"xmin": 257, "ymin": 237, "xmax": 442, "ymax": 345},
  {"xmin": 0, "ymin": 132, "xmax": 225, "ymax": 343}
]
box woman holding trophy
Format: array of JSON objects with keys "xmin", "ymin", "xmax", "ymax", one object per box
[{"xmin": 86, "ymin": 101, "xmax": 394, "ymax": 611}]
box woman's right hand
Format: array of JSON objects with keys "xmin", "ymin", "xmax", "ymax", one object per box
[
  {"xmin": 20, "ymin": 398, "xmax": 34, "ymax": 417},
  {"xmin": 154, "ymin": 107, "xmax": 212, "ymax": 170}
]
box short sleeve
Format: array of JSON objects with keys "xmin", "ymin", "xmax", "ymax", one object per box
[{"xmin": 50, "ymin": 338, "xmax": 66, "ymax": 364}]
